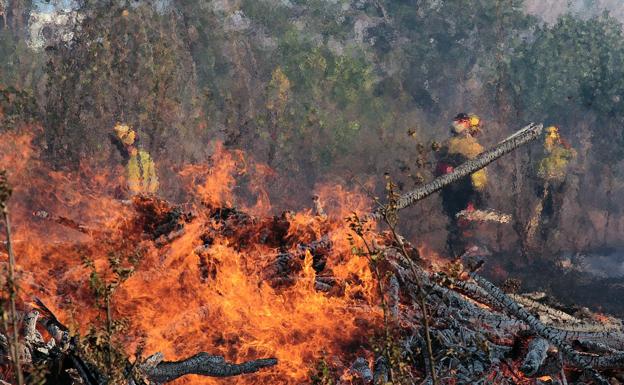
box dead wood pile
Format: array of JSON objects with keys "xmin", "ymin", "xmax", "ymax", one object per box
[
  {"xmin": 2, "ymin": 123, "xmax": 623, "ymax": 385},
  {"xmin": 1, "ymin": 193, "xmax": 623, "ymax": 385}
]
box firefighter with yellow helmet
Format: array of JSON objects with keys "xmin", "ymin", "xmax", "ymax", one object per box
[
  {"xmin": 436, "ymin": 113, "xmax": 487, "ymax": 257},
  {"xmin": 526, "ymin": 125, "xmax": 576, "ymax": 244},
  {"xmin": 537, "ymin": 126, "xmax": 576, "ymax": 181},
  {"xmin": 112, "ymin": 123, "xmax": 159, "ymax": 195}
]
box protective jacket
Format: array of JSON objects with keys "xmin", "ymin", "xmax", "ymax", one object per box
[
  {"xmin": 537, "ymin": 143, "xmax": 575, "ymax": 182},
  {"xmin": 127, "ymin": 149, "xmax": 159, "ymax": 195},
  {"xmin": 443, "ymin": 134, "xmax": 487, "ymax": 191}
]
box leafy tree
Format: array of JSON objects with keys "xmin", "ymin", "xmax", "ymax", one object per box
[
  {"xmin": 375, "ymin": 0, "xmax": 532, "ymax": 115},
  {"xmin": 0, "ymin": 0, "xmax": 42, "ymax": 126},
  {"xmin": 510, "ymin": 13, "xmax": 624, "ymax": 159},
  {"xmin": 262, "ymin": 28, "xmax": 381, "ymax": 173},
  {"xmin": 44, "ymin": 0, "xmax": 202, "ymax": 166}
]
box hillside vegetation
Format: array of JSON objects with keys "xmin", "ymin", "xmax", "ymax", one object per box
[{"xmin": 1, "ymin": 0, "xmax": 624, "ymax": 258}]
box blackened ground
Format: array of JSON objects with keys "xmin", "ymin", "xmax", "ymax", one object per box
[{"xmin": 481, "ymin": 251, "xmax": 624, "ymax": 318}]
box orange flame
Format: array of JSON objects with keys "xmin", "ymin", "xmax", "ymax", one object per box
[{"xmin": 1, "ymin": 130, "xmax": 381, "ymax": 384}]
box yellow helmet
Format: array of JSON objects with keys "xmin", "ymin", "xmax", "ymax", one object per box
[
  {"xmin": 546, "ymin": 126, "xmax": 560, "ymax": 140},
  {"xmin": 546, "ymin": 125, "xmax": 559, "ymax": 135},
  {"xmin": 468, "ymin": 114, "xmax": 481, "ymax": 135},
  {"xmin": 452, "ymin": 113, "xmax": 481, "ymax": 135},
  {"xmin": 544, "ymin": 126, "xmax": 561, "ymax": 152},
  {"xmin": 114, "ymin": 123, "xmax": 136, "ymax": 146},
  {"xmin": 469, "ymin": 115, "xmax": 481, "ymax": 128}
]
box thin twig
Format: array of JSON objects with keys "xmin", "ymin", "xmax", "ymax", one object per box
[
  {"xmin": 559, "ymin": 352, "xmax": 568, "ymax": 385},
  {"xmin": 384, "ymin": 215, "xmax": 438, "ymax": 385},
  {"xmin": 351, "ymin": 222, "xmax": 397, "ymax": 382},
  {"xmin": 2, "ymin": 209, "xmax": 24, "ymax": 385},
  {"xmin": 358, "ymin": 173, "xmax": 439, "ymax": 384},
  {"xmin": 105, "ymin": 294, "xmax": 113, "ymax": 376}
]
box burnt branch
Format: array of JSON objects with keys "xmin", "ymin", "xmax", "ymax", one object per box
[
  {"xmin": 371, "ymin": 123, "xmax": 543, "ymax": 218},
  {"xmin": 520, "ymin": 338, "xmax": 550, "ymax": 376},
  {"xmin": 144, "ymin": 353, "xmax": 278, "ymax": 384},
  {"xmin": 469, "ymin": 272, "xmax": 610, "ymax": 385}
]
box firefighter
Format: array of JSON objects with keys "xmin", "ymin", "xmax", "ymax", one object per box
[
  {"xmin": 526, "ymin": 125, "xmax": 576, "ymax": 244},
  {"xmin": 436, "ymin": 113, "xmax": 487, "ymax": 257},
  {"xmin": 112, "ymin": 123, "xmax": 159, "ymax": 196}
]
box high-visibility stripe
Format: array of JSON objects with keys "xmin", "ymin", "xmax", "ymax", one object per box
[{"xmin": 127, "ymin": 149, "xmax": 159, "ymax": 194}]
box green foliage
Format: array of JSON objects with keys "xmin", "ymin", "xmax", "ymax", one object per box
[
  {"xmin": 0, "ymin": 16, "xmax": 43, "ymax": 129},
  {"xmin": 0, "ymin": 5, "xmax": 44, "ymax": 90},
  {"xmin": 245, "ymin": 0, "xmax": 352, "ymax": 39},
  {"xmin": 79, "ymin": 249, "xmax": 137, "ymax": 384},
  {"xmin": 260, "ymin": 28, "xmax": 383, "ymax": 172},
  {"xmin": 241, "ymin": 0, "xmax": 291, "ymax": 36},
  {"xmin": 44, "ymin": 0, "xmax": 202, "ymax": 165},
  {"xmin": 83, "ymin": 252, "xmax": 135, "ymax": 308},
  {"xmin": 510, "ymin": 13, "xmax": 624, "ymax": 159},
  {"xmin": 78, "ymin": 320, "xmax": 130, "ymax": 385},
  {"xmin": 328, "ymin": 53, "xmax": 374, "ymax": 108},
  {"xmin": 0, "ymin": 85, "xmax": 39, "ymax": 128},
  {"xmin": 512, "ymin": 13, "xmax": 624, "ymax": 117},
  {"xmin": 309, "ymin": 358, "xmax": 335, "ymax": 385},
  {"xmin": 379, "ymin": 0, "xmax": 532, "ymax": 112},
  {"xmin": 370, "ymin": 330, "xmax": 417, "ymax": 385},
  {"xmin": 173, "ymin": 1, "xmax": 229, "ymax": 107}
]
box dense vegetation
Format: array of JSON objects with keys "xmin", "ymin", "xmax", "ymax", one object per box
[{"xmin": 2, "ymin": 0, "xmax": 624, "ymax": 260}]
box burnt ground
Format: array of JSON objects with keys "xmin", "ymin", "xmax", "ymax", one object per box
[{"xmin": 482, "ymin": 250, "xmax": 624, "ymax": 317}]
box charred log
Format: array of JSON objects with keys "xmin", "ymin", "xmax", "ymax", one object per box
[
  {"xmin": 350, "ymin": 357, "xmax": 373, "ymax": 383},
  {"xmin": 520, "ymin": 338, "xmax": 550, "ymax": 376},
  {"xmin": 143, "ymin": 353, "xmax": 277, "ymax": 384},
  {"xmin": 132, "ymin": 195, "xmax": 193, "ymax": 240},
  {"xmin": 469, "ymin": 272, "xmax": 611, "ymax": 385}
]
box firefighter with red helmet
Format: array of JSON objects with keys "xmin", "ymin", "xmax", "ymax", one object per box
[{"xmin": 436, "ymin": 113, "xmax": 487, "ymax": 257}]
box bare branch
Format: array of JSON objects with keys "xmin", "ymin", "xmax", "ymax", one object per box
[{"xmin": 370, "ymin": 123, "xmax": 543, "ymax": 218}]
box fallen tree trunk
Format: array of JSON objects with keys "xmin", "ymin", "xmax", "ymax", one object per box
[{"xmin": 370, "ymin": 123, "xmax": 543, "ymax": 219}]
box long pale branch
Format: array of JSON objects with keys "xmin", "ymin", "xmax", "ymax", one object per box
[{"xmin": 370, "ymin": 123, "xmax": 543, "ymax": 218}]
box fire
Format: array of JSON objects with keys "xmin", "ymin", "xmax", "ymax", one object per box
[
  {"xmin": 178, "ymin": 142, "xmax": 242, "ymax": 209},
  {"xmin": 417, "ymin": 244, "xmax": 447, "ymax": 269},
  {"xmin": 0, "ymin": 128, "xmax": 382, "ymax": 384}
]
